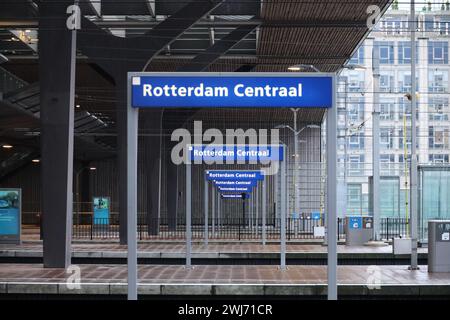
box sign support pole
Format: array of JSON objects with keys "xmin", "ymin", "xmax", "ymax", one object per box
[
  {"xmin": 262, "ymin": 177, "xmax": 267, "ymax": 245},
  {"xmin": 204, "ymin": 174, "xmax": 209, "ymax": 245},
  {"xmin": 327, "ymin": 79, "xmax": 338, "ymax": 300},
  {"xmin": 280, "ymin": 147, "xmax": 287, "ymax": 270},
  {"xmin": 186, "ymin": 161, "xmax": 192, "ymax": 268},
  {"xmin": 126, "ymin": 95, "xmax": 139, "ymax": 300}
]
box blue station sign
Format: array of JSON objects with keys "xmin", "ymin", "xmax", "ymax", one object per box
[
  {"xmin": 221, "ymin": 194, "xmax": 250, "ymax": 199},
  {"xmin": 213, "ymin": 180, "xmax": 257, "ymax": 187},
  {"xmin": 206, "ymin": 170, "xmax": 264, "ymax": 181},
  {"xmin": 130, "ymin": 73, "xmax": 333, "ymax": 108},
  {"xmin": 217, "ymin": 186, "xmax": 253, "ymax": 193},
  {"xmin": 190, "ymin": 145, "xmax": 283, "ymax": 162}
]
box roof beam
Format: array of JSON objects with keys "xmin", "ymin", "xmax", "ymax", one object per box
[{"xmin": 177, "ymin": 21, "xmax": 259, "ymax": 72}]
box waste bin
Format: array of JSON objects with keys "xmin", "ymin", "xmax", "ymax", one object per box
[
  {"xmin": 345, "ymin": 216, "xmax": 373, "ymax": 246},
  {"xmin": 428, "ymin": 220, "xmax": 450, "ymax": 272}
]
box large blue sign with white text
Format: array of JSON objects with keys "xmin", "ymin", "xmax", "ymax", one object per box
[
  {"xmin": 131, "ymin": 74, "xmax": 333, "ymax": 108},
  {"xmin": 0, "ymin": 189, "xmax": 21, "ymax": 243},
  {"xmin": 190, "ymin": 145, "xmax": 283, "ymax": 162}
]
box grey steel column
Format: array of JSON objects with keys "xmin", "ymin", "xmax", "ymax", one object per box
[
  {"xmin": 372, "ymin": 42, "xmax": 381, "ymax": 241},
  {"xmin": 256, "ymin": 184, "xmax": 259, "ymax": 235},
  {"xmin": 410, "ymin": 0, "xmax": 419, "ymax": 270},
  {"xmin": 204, "ymin": 175, "xmax": 209, "ymax": 245},
  {"xmin": 39, "ymin": 1, "xmax": 76, "ymax": 268},
  {"xmin": 262, "ymin": 177, "xmax": 267, "ymax": 245},
  {"xmin": 280, "ymin": 147, "xmax": 287, "ymax": 270},
  {"xmin": 217, "ymin": 192, "xmax": 221, "ymax": 235},
  {"xmin": 186, "ymin": 162, "xmax": 192, "ymax": 268},
  {"xmin": 126, "ymin": 86, "xmax": 139, "ymax": 301},
  {"xmin": 327, "ymin": 81, "xmax": 338, "ymax": 300}
]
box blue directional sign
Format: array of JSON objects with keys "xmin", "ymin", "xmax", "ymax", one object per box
[
  {"xmin": 221, "ymin": 194, "xmax": 250, "ymax": 199},
  {"xmin": 206, "ymin": 170, "xmax": 264, "ymax": 181},
  {"xmin": 131, "ymin": 74, "xmax": 333, "ymax": 108},
  {"xmin": 190, "ymin": 145, "xmax": 283, "ymax": 162},
  {"xmin": 213, "ymin": 180, "xmax": 257, "ymax": 187},
  {"xmin": 312, "ymin": 212, "xmax": 321, "ymax": 221},
  {"xmin": 217, "ymin": 186, "xmax": 252, "ymax": 193}
]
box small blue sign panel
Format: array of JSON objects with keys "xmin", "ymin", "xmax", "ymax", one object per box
[
  {"xmin": 217, "ymin": 186, "xmax": 252, "ymax": 193},
  {"xmin": 348, "ymin": 216, "xmax": 363, "ymax": 229},
  {"xmin": 312, "ymin": 212, "xmax": 321, "ymax": 221},
  {"xmin": 93, "ymin": 197, "xmax": 110, "ymax": 225},
  {"xmin": 0, "ymin": 189, "xmax": 20, "ymax": 239},
  {"xmin": 213, "ymin": 180, "xmax": 257, "ymax": 187},
  {"xmin": 131, "ymin": 74, "xmax": 333, "ymax": 108},
  {"xmin": 190, "ymin": 145, "xmax": 283, "ymax": 162},
  {"xmin": 221, "ymin": 194, "xmax": 250, "ymax": 199},
  {"xmin": 206, "ymin": 170, "xmax": 264, "ymax": 181}
]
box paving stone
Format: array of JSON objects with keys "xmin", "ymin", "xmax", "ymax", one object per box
[{"xmin": 7, "ymin": 283, "xmax": 58, "ymax": 294}]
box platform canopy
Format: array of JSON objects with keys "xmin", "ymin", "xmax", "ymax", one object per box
[{"xmin": 0, "ymin": 0, "xmax": 392, "ymax": 173}]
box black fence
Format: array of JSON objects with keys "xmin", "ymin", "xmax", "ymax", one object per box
[{"xmin": 71, "ymin": 216, "xmax": 408, "ymax": 241}]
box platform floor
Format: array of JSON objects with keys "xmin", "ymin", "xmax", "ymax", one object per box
[
  {"xmin": 0, "ymin": 264, "xmax": 448, "ymax": 297},
  {"xmin": 0, "ymin": 242, "xmax": 428, "ymax": 259}
]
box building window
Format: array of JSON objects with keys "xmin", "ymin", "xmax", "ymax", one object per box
[
  {"xmin": 380, "ymin": 127, "xmax": 394, "ymax": 149},
  {"xmin": 348, "ymin": 132, "xmax": 365, "ymax": 150},
  {"xmin": 428, "ymin": 70, "xmax": 448, "ymax": 93},
  {"xmin": 375, "ymin": 41, "xmax": 395, "ymax": 64},
  {"xmin": 380, "ymin": 72, "xmax": 394, "ymax": 92},
  {"xmin": 347, "ymin": 183, "xmax": 363, "ymax": 215},
  {"xmin": 346, "ymin": 71, "xmax": 365, "ymax": 92},
  {"xmin": 349, "ymin": 46, "xmax": 364, "ymax": 65},
  {"xmin": 397, "ymin": 71, "xmax": 418, "ymax": 93},
  {"xmin": 348, "ymin": 155, "xmax": 365, "ymax": 176},
  {"xmin": 429, "ymin": 126, "xmax": 450, "ymax": 149},
  {"xmin": 399, "ymin": 128, "xmax": 412, "ymax": 150},
  {"xmin": 347, "ymin": 97, "xmax": 365, "ymax": 123},
  {"xmin": 380, "ymin": 99, "xmax": 395, "ymax": 120},
  {"xmin": 397, "ymin": 97, "xmax": 411, "ymax": 121},
  {"xmin": 428, "ymin": 41, "xmax": 449, "ymax": 64},
  {"xmin": 398, "ymin": 41, "xmax": 419, "ymax": 64},
  {"xmin": 428, "ymin": 97, "xmax": 449, "ymax": 121},
  {"xmin": 428, "ymin": 154, "xmax": 449, "ymax": 163},
  {"xmin": 380, "ymin": 154, "xmax": 396, "ymax": 175}
]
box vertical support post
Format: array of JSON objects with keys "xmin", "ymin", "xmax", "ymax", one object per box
[
  {"xmin": 126, "ymin": 77, "xmax": 139, "ymax": 301},
  {"xmin": 212, "ymin": 186, "xmax": 215, "ymax": 236},
  {"xmin": 186, "ymin": 162, "xmax": 192, "ymax": 268},
  {"xmin": 204, "ymin": 174, "xmax": 209, "ymax": 245},
  {"xmin": 410, "ymin": 0, "xmax": 419, "ymax": 270},
  {"xmin": 372, "ymin": 42, "xmax": 381, "ymax": 241},
  {"xmin": 327, "ymin": 78, "xmax": 338, "ymax": 300},
  {"xmin": 217, "ymin": 192, "xmax": 221, "ymax": 236},
  {"xmin": 280, "ymin": 147, "xmax": 287, "ymax": 270},
  {"xmin": 39, "ymin": 1, "xmax": 76, "ymax": 268},
  {"xmin": 262, "ymin": 177, "xmax": 267, "ymax": 245},
  {"xmin": 256, "ymin": 184, "xmax": 259, "ymax": 235}
]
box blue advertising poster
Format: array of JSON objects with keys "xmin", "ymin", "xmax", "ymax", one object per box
[
  {"xmin": 131, "ymin": 74, "xmax": 333, "ymax": 108},
  {"xmin": 93, "ymin": 197, "xmax": 110, "ymax": 225},
  {"xmin": 0, "ymin": 189, "xmax": 20, "ymax": 237},
  {"xmin": 190, "ymin": 145, "xmax": 283, "ymax": 162},
  {"xmin": 348, "ymin": 216, "xmax": 362, "ymax": 229}
]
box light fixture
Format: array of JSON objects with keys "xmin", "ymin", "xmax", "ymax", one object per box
[
  {"xmin": 76, "ymin": 104, "xmax": 80, "ymax": 108},
  {"xmin": 89, "ymin": 167, "xmax": 97, "ymax": 171},
  {"xmin": 343, "ymin": 64, "xmax": 366, "ymax": 71},
  {"xmin": 32, "ymin": 159, "xmax": 40, "ymax": 163},
  {"xmin": 306, "ymin": 124, "xmax": 321, "ymax": 129},
  {"xmin": 288, "ymin": 64, "xmax": 320, "ymax": 72},
  {"xmin": 25, "ymin": 29, "xmax": 31, "ymax": 33},
  {"xmin": 2, "ymin": 144, "xmax": 13, "ymax": 149}
]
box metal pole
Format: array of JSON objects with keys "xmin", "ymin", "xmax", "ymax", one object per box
[
  {"xmin": 126, "ymin": 89, "xmax": 139, "ymax": 301},
  {"xmin": 262, "ymin": 177, "xmax": 267, "ymax": 245},
  {"xmin": 204, "ymin": 174, "xmax": 208, "ymax": 245},
  {"xmin": 292, "ymin": 109, "xmax": 300, "ymax": 225},
  {"xmin": 212, "ymin": 186, "xmax": 215, "ymax": 235},
  {"xmin": 256, "ymin": 183, "xmax": 259, "ymax": 235},
  {"xmin": 372, "ymin": 41, "xmax": 381, "ymax": 241},
  {"xmin": 186, "ymin": 162, "xmax": 192, "ymax": 268},
  {"xmin": 327, "ymin": 78, "xmax": 338, "ymax": 300},
  {"xmin": 280, "ymin": 146, "xmax": 287, "ymax": 270},
  {"xmin": 217, "ymin": 192, "xmax": 221, "ymax": 236},
  {"xmin": 410, "ymin": 0, "xmax": 419, "ymax": 270}
]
